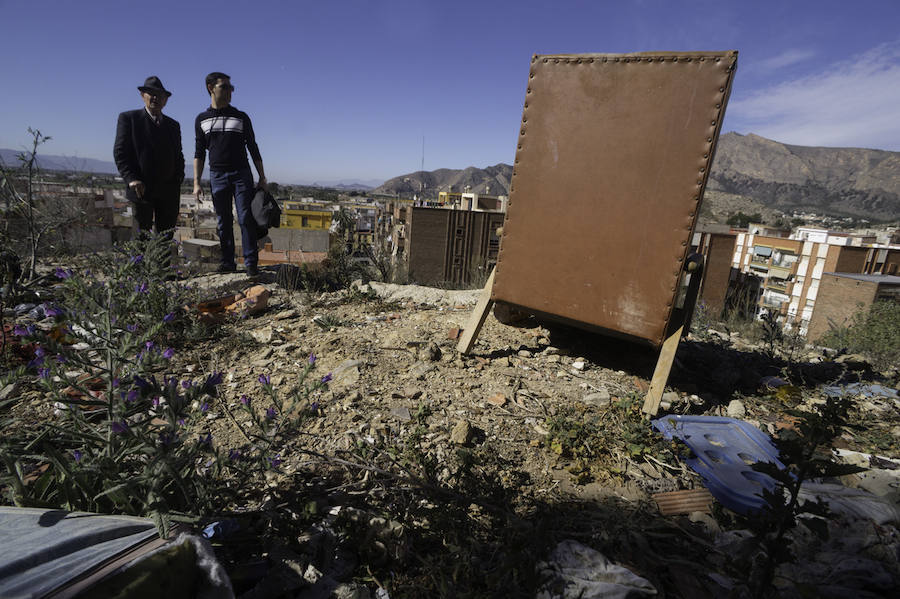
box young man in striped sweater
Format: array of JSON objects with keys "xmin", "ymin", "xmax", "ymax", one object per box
[{"xmin": 193, "ymin": 72, "xmax": 267, "ymax": 276}]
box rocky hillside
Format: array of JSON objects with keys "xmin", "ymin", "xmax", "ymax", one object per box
[
  {"xmin": 709, "ymin": 133, "xmax": 900, "ymax": 221},
  {"xmin": 373, "ymin": 163, "xmax": 513, "ymax": 197},
  {"xmin": 5, "ymin": 266, "xmax": 900, "ymax": 597},
  {"xmin": 374, "ymin": 133, "xmax": 900, "ymax": 222}
]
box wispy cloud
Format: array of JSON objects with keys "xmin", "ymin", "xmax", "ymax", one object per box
[
  {"xmin": 755, "ymin": 48, "xmax": 816, "ymax": 72},
  {"xmin": 728, "ymin": 42, "xmax": 900, "ymax": 151}
]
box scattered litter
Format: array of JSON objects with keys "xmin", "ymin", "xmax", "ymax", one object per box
[
  {"xmin": 823, "ymin": 383, "xmax": 898, "ymax": 399},
  {"xmin": 652, "ymin": 415, "xmax": 784, "ymax": 514},
  {"xmin": 193, "ymin": 285, "xmax": 270, "ymax": 322},
  {"xmin": 759, "ymin": 375, "xmax": 788, "ymax": 390},
  {"xmin": 797, "ymin": 482, "xmax": 900, "ymax": 525},
  {"xmin": 202, "ymin": 518, "xmax": 240, "ymax": 540},
  {"xmin": 536, "ymin": 540, "xmax": 657, "ymax": 598}
]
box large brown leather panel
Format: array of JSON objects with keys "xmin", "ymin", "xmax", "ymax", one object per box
[{"xmin": 492, "ymin": 52, "xmax": 737, "ymax": 347}]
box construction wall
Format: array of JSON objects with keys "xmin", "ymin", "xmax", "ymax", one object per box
[{"xmin": 267, "ymin": 228, "xmax": 330, "ymax": 253}]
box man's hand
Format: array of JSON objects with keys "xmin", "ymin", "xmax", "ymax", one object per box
[
  {"xmin": 193, "ymin": 184, "xmax": 203, "ymax": 201},
  {"xmin": 257, "ymin": 176, "xmax": 267, "ymax": 191},
  {"xmin": 129, "ymin": 180, "xmax": 145, "ymax": 199}
]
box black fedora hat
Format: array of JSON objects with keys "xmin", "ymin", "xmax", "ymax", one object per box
[{"xmin": 138, "ymin": 76, "xmax": 172, "ymax": 97}]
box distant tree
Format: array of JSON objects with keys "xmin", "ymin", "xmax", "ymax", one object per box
[
  {"xmin": 727, "ymin": 211, "xmax": 762, "ymax": 228},
  {"xmin": 1, "ymin": 128, "xmax": 53, "ymax": 281}
]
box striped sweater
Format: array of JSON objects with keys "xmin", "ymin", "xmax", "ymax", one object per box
[{"xmin": 194, "ymin": 105, "xmax": 262, "ymax": 172}]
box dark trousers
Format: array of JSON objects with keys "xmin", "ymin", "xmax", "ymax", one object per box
[
  {"xmin": 210, "ymin": 168, "xmax": 257, "ymax": 269},
  {"xmin": 132, "ymin": 191, "xmax": 179, "ymax": 269},
  {"xmin": 133, "ymin": 193, "xmax": 179, "ymax": 234}
]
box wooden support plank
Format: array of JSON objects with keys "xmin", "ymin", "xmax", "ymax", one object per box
[
  {"xmin": 642, "ymin": 324, "xmax": 683, "ymax": 416},
  {"xmin": 456, "ymin": 267, "xmax": 496, "ymax": 355}
]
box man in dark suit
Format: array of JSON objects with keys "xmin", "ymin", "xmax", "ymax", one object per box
[{"xmin": 114, "ymin": 76, "xmax": 184, "ymax": 236}]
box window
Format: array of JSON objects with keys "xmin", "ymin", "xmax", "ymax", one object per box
[{"xmin": 302, "ymin": 216, "xmax": 309, "ymax": 227}]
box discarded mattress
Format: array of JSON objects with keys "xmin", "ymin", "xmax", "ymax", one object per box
[
  {"xmin": 652, "ymin": 415, "xmax": 785, "ymax": 514},
  {"xmin": 0, "ymin": 507, "xmax": 232, "ymax": 598}
]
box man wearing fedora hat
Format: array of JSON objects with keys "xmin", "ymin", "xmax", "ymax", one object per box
[{"xmin": 114, "ymin": 76, "xmax": 185, "ymax": 240}]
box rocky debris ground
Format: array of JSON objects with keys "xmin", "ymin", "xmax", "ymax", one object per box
[{"xmin": 4, "ymin": 267, "xmax": 900, "ymax": 598}]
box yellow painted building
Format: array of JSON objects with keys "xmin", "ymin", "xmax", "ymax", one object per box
[{"xmin": 281, "ymin": 202, "xmax": 332, "ymax": 231}]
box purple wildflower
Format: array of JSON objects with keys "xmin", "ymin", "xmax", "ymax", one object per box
[
  {"xmin": 28, "ymin": 356, "xmax": 44, "ymax": 368},
  {"xmin": 265, "ymin": 407, "xmax": 277, "ymax": 421},
  {"xmin": 206, "ymin": 372, "xmax": 224, "ymax": 386},
  {"xmin": 34, "ymin": 346, "xmax": 45, "ymax": 358},
  {"xmin": 308, "ymin": 353, "xmax": 316, "ymax": 365},
  {"xmin": 199, "ymin": 432, "xmax": 212, "ymax": 446},
  {"xmin": 163, "ymin": 347, "xmax": 175, "ymax": 359},
  {"xmin": 12, "ymin": 325, "xmax": 28, "ymax": 336},
  {"xmin": 268, "ymin": 454, "xmax": 283, "ymax": 468},
  {"xmin": 130, "ymin": 254, "xmax": 143, "ymax": 265},
  {"xmin": 321, "ymin": 373, "xmax": 333, "ymax": 384},
  {"xmin": 43, "ymin": 304, "xmax": 62, "ymax": 317},
  {"xmin": 200, "ymin": 402, "xmax": 210, "ymax": 413},
  {"xmin": 126, "ymin": 323, "xmax": 137, "ymax": 333},
  {"xmin": 73, "ymin": 450, "xmax": 83, "ymax": 463},
  {"xmin": 125, "ymin": 390, "xmax": 138, "ymax": 403},
  {"xmin": 133, "ymin": 375, "xmax": 150, "ymax": 389},
  {"xmin": 54, "ymin": 267, "xmax": 72, "ymax": 279},
  {"xmin": 240, "ymin": 395, "xmax": 250, "ymax": 406},
  {"xmin": 135, "ymin": 282, "xmax": 148, "ymax": 294},
  {"xmin": 110, "ymin": 420, "xmax": 128, "ymax": 434},
  {"xmin": 112, "ymin": 378, "xmax": 120, "ymax": 388},
  {"xmin": 151, "ymin": 397, "xmax": 160, "ymax": 409},
  {"xmin": 163, "ymin": 312, "xmax": 175, "ymax": 323},
  {"xmin": 182, "ymin": 380, "xmax": 193, "ymax": 389},
  {"xmin": 177, "ymin": 418, "xmax": 186, "ymax": 427},
  {"xmin": 228, "ymin": 448, "xmax": 241, "ymax": 461},
  {"xmin": 145, "ymin": 341, "xmax": 154, "ymax": 350},
  {"xmin": 310, "ymin": 401, "xmax": 319, "ymax": 413},
  {"xmin": 38, "ymin": 367, "xmax": 50, "ymax": 379},
  {"xmin": 56, "ymin": 354, "xmax": 66, "ymax": 364},
  {"xmin": 258, "ymin": 374, "xmax": 271, "ymax": 385}
]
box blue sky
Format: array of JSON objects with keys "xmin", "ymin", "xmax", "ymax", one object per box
[{"xmin": 1, "ymin": 0, "xmax": 899, "ymax": 185}]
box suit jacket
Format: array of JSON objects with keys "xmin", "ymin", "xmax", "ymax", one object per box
[{"xmin": 114, "ymin": 108, "xmax": 184, "ymax": 203}]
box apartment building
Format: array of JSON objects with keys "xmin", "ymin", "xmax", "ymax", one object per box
[
  {"xmin": 280, "ymin": 201, "xmax": 332, "ymax": 232},
  {"xmin": 437, "ymin": 191, "xmax": 508, "ymax": 212},
  {"xmin": 731, "ymin": 226, "xmax": 873, "ymax": 335},
  {"xmin": 406, "ymin": 207, "xmax": 505, "ymax": 286}
]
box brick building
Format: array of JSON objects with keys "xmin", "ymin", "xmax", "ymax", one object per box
[
  {"xmin": 806, "ymin": 273, "xmax": 900, "ymax": 342},
  {"xmin": 731, "ymin": 227, "xmax": 873, "ymax": 335},
  {"xmin": 406, "ymin": 207, "xmax": 505, "ymax": 286}
]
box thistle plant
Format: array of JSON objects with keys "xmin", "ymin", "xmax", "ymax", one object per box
[
  {"xmin": 0, "ymin": 233, "xmax": 331, "ymax": 537},
  {"xmin": 223, "ymin": 354, "xmax": 332, "ymax": 479}
]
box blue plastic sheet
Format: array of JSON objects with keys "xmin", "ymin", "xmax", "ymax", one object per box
[{"xmin": 652, "ymin": 415, "xmax": 785, "ymax": 514}]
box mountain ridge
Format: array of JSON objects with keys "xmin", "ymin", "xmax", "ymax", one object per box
[{"xmin": 375, "ymin": 133, "xmax": 900, "ymax": 222}]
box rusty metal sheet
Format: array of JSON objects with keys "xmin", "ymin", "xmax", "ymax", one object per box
[{"xmin": 493, "ymin": 51, "xmax": 737, "ymax": 347}]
